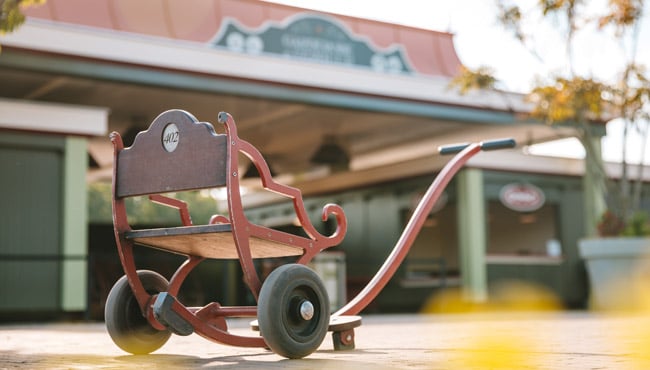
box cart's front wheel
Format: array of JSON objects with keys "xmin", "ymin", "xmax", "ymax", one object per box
[
  {"xmin": 105, "ymin": 270, "xmax": 171, "ymax": 354},
  {"xmin": 258, "ymin": 264, "xmax": 330, "ymax": 359}
]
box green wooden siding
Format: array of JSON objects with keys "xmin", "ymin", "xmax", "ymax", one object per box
[
  {"xmin": 244, "ymin": 171, "xmax": 590, "ymax": 311},
  {"xmin": 0, "ymin": 134, "xmax": 64, "ymax": 311}
]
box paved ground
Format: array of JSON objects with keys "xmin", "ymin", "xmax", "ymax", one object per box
[{"xmin": 2, "ymin": 312, "xmax": 650, "ymax": 369}]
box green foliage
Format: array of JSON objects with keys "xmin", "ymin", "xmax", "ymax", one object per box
[
  {"xmin": 538, "ymin": 0, "xmax": 579, "ymax": 16},
  {"xmin": 621, "ymin": 211, "xmax": 650, "ymax": 236},
  {"xmin": 448, "ymin": 66, "xmax": 497, "ymax": 95},
  {"xmin": 0, "ymin": 0, "xmax": 43, "ymax": 33},
  {"xmin": 0, "ymin": 0, "xmax": 45, "ymax": 52},
  {"xmin": 612, "ymin": 64, "xmax": 650, "ymax": 123},
  {"xmin": 496, "ymin": 3, "xmax": 524, "ymax": 41},
  {"xmin": 527, "ymin": 76, "xmax": 609, "ymax": 125},
  {"xmin": 599, "ymin": 209, "xmax": 650, "ymax": 237},
  {"xmin": 598, "ymin": 0, "xmax": 644, "ymax": 34},
  {"xmin": 88, "ymin": 182, "xmax": 113, "ymax": 223},
  {"xmin": 88, "ymin": 182, "xmax": 224, "ymax": 226},
  {"xmin": 1, "ymin": 0, "xmax": 26, "ymax": 34},
  {"xmin": 524, "ymin": 66, "xmax": 648, "ymax": 137}
]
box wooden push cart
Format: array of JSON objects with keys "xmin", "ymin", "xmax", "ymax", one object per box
[{"xmin": 106, "ymin": 109, "xmax": 515, "ymax": 358}]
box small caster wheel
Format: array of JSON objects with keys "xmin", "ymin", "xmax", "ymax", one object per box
[
  {"xmin": 332, "ymin": 329, "xmax": 356, "ymax": 351},
  {"xmin": 328, "ymin": 315, "xmax": 362, "ymax": 351},
  {"xmin": 105, "ymin": 270, "xmax": 171, "ymax": 354}
]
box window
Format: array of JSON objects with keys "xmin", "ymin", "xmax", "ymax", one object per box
[{"xmin": 487, "ymin": 201, "xmax": 560, "ymax": 257}]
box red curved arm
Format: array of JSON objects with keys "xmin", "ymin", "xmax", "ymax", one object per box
[
  {"xmin": 219, "ymin": 112, "xmax": 347, "ymax": 248},
  {"xmin": 149, "ymin": 194, "xmax": 193, "ymax": 226},
  {"xmin": 238, "ymin": 140, "xmax": 348, "ymax": 245}
]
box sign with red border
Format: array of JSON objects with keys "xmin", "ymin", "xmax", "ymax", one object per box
[{"xmin": 499, "ymin": 183, "xmax": 545, "ymax": 212}]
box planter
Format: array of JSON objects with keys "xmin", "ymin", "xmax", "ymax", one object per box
[{"xmin": 578, "ymin": 238, "xmax": 650, "ymax": 311}]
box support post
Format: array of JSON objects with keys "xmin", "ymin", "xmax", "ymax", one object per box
[
  {"xmin": 457, "ymin": 168, "xmax": 487, "ymax": 303},
  {"xmin": 583, "ymin": 137, "xmax": 606, "ymax": 237},
  {"xmin": 61, "ymin": 136, "xmax": 88, "ymax": 312}
]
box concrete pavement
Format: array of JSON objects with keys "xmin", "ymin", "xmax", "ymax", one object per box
[{"xmin": 1, "ymin": 312, "xmax": 650, "ymax": 369}]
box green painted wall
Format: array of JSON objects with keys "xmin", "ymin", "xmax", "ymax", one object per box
[
  {"xmin": 0, "ymin": 133, "xmax": 64, "ymax": 312},
  {"xmin": 0, "ymin": 132, "xmax": 88, "ymax": 314},
  {"xmin": 483, "ymin": 171, "xmax": 587, "ymax": 307},
  {"xmin": 245, "ymin": 170, "xmax": 590, "ymax": 311}
]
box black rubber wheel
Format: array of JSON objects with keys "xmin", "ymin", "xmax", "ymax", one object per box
[
  {"xmin": 257, "ymin": 264, "xmax": 330, "ymax": 359},
  {"xmin": 105, "ymin": 270, "xmax": 171, "ymax": 354}
]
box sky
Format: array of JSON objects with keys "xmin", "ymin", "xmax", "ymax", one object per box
[{"xmin": 263, "ymin": 0, "xmax": 650, "ymax": 164}]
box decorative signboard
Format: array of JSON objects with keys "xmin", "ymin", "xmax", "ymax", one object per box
[
  {"xmin": 499, "ymin": 183, "xmax": 545, "ymax": 212},
  {"xmin": 212, "ymin": 13, "xmax": 413, "ymax": 74}
]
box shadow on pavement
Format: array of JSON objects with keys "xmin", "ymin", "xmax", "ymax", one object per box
[{"xmin": 0, "ymin": 350, "xmax": 399, "ymax": 369}]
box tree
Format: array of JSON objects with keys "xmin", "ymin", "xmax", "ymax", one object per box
[
  {"xmin": 0, "ymin": 0, "xmax": 45, "ymax": 51},
  {"xmin": 451, "ymin": 0, "xmax": 650, "ymax": 236},
  {"xmin": 88, "ymin": 182, "xmax": 224, "ymax": 226}
]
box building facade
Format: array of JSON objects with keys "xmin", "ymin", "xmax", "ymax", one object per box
[{"xmin": 0, "ymin": 0, "xmax": 597, "ymax": 317}]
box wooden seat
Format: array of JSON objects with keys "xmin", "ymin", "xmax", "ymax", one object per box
[{"xmin": 126, "ymin": 224, "xmax": 303, "ymax": 259}]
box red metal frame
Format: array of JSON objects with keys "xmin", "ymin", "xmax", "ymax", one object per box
[
  {"xmin": 110, "ymin": 111, "xmax": 348, "ymax": 349},
  {"xmin": 110, "ymin": 109, "xmax": 507, "ymax": 352}
]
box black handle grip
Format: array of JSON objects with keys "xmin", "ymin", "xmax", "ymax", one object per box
[
  {"xmin": 480, "ymin": 138, "xmax": 516, "ymax": 151},
  {"xmin": 438, "ymin": 143, "xmax": 470, "ymax": 155},
  {"xmin": 439, "ymin": 138, "xmax": 516, "ymax": 155}
]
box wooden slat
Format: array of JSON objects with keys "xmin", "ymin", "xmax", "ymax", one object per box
[
  {"xmin": 126, "ymin": 224, "xmax": 304, "ymax": 259},
  {"xmin": 125, "ymin": 223, "xmax": 232, "ymax": 238}
]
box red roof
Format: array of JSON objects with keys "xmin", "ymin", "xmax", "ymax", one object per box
[{"xmin": 23, "ymin": 0, "xmax": 463, "ymax": 77}]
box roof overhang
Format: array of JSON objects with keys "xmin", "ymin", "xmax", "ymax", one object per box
[
  {"xmin": 0, "ymin": 20, "xmax": 530, "ymax": 118},
  {"xmin": 0, "ymin": 98, "xmax": 108, "ymax": 136},
  {"xmin": 0, "ymin": 6, "xmax": 577, "ymax": 197}
]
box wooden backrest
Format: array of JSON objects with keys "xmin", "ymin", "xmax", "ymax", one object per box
[{"xmin": 114, "ymin": 110, "xmax": 228, "ymax": 198}]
